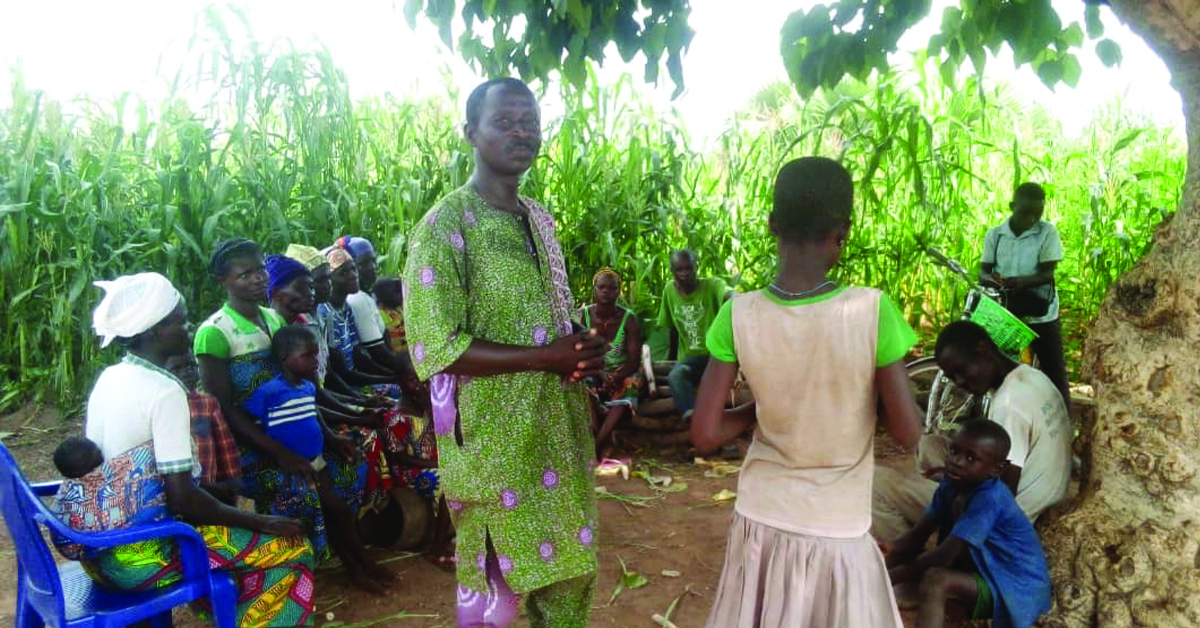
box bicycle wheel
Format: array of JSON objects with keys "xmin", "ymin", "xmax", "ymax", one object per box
[
  {"xmin": 905, "ymin": 357, "xmax": 942, "ymax": 411},
  {"xmin": 905, "ymin": 357, "xmax": 980, "ymax": 434}
]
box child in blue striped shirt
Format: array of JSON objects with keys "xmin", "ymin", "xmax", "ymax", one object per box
[{"xmin": 245, "ymin": 325, "xmax": 394, "ymax": 594}]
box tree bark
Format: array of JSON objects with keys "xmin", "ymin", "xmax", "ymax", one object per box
[{"xmin": 1038, "ymin": 2, "xmax": 1200, "ymax": 626}]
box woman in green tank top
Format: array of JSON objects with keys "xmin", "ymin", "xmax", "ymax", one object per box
[{"xmin": 579, "ymin": 269, "xmax": 644, "ymax": 458}]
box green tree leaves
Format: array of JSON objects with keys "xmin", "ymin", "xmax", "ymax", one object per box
[
  {"xmin": 781, "ymin": 0, "xmax": 934, "ymax": 97},
  {"xmin": 405, "ymin": 1, "xmax": 1128, "ymax": 101},
  {"xmin": 1084, "ymin": 3, "xmax": 1105, "ymax": 39},
  {"xmin": 1096, "ymin": 38, "xmax": 1123, "ymax": 68},
  {"xmin": 780, "ymin": 0, "xmax": 1124, "ymax": 96},
  {"xmin": 406, "ymin": 0, "xmax": 695, "ymax": 97}
]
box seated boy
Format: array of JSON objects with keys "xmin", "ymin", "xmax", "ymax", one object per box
[
  {"xmin": 245, "ymin": 325, "xmax": 394, "ymax": 594},
  {"xmin": 885, "ymin": 420, "xmax": 1052, "ymax": 628}
]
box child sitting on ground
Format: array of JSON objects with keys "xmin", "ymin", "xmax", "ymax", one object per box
[
  {"xmin": 885, "ymin": 420, "xmax": 1052, "ymax": 628},
  {"xmin": 244, "ymin": 325, "xmax": 395, "ymax": 594},
  {"xmin": 53, "ymin": 437, "xmax": 104, "ymax": 479}
]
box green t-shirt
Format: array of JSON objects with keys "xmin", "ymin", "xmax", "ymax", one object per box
[
  {"xmin": 193, "ymin": 304, "xmax": 287, "ymax": 360},
  {"xmin": 705, "ymin": 287, "xmax": 917, "ymax": 367},
  {"xmin": 656, "ymin": 277, "xmax": 729, "ymax": 359},
  {"xmin": 193, "ymin": 304, "xmax": 287, "ymax": 404}
]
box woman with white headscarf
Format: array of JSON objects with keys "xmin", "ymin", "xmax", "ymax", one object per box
[{"xmin": 61, "ymin": 272, "xmax": 319, "ymax": 627}]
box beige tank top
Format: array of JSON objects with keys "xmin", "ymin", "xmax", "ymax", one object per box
[{"xmin": 732, "ymin": 287, "xmax": 881, "ymax": 538}]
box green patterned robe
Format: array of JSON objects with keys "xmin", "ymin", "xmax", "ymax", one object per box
[{"xmin": 403, "ymin": 184, "xmax": 599, "ymax": 594}]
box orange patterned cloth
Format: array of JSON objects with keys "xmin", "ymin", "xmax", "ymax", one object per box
[{"xmin": 380, "ymin": 305, "xmax": 406, "ymax": 353}]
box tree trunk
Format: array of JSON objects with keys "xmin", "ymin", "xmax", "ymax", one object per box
[{"xmin": 1038, "ymin": 2, "xmax": 1200, "ymax": 626}]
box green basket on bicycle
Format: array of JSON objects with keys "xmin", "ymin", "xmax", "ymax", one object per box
[{"xmin": 969, "ymin": 295, "xmax": 1038, "ymax": 359}]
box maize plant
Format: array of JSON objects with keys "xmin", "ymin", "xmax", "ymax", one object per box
[{"xmin": 0, "ymin": 26, "xmax": 1184, "ymax": 410}]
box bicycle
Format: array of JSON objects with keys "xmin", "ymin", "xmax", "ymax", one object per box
[{"xmin": 905, "ymin": 245, "xmax": 1039, "ymax": 435}]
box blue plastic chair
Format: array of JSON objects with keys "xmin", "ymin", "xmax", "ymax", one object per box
[{"xmin": 0, "ymin": 442, "xmax": 237, "ymax": 628}]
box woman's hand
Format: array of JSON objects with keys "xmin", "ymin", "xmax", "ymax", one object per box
[
  {"xmin": 358, "ymin": 407, "xmax": 386, "ymax": 430},
  {"xmin": 256, "ymin": 515, "xmax": 306, "ymax": 538},
  {"xmin": 364, "ymin": 394, "xmax": 392, "ymax": 409},
  {"xmin": 276, "ymin": 449, "xmax": 318, "ymax": 483}
]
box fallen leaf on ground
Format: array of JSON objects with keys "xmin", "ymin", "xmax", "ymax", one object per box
[
  {"xmin": 654, "ymin": 584, "xmax": 694, "ymax": 628},
  {"xmin": 652, "ymin": 614, "xmax": 680, "ymax": 628},
  {"xmin": 648, "ymin": 474, "xmax": 672, "ymax": 486},
  {"xmin": 595, "ymin": 486, "xmax": 658, "ymax": 507},
  {"xmin": 694, "ymin": 457, "xmax": 742, "ymax": 477},
  {"xmin": 711, "ymin": 489, "xmax": 737, "ymax": 502},
  {"xmin": 607, "ymin": 556, "xmax": 650, "ymax": 605}
]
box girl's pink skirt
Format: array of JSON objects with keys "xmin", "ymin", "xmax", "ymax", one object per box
[{"xmin": 706, "ymin": 513, "xmax": 904, "ymax": 628}]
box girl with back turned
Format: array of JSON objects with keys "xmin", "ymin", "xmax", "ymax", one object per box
[{"xmin": 692, "ymin": 156, "xmax": 924, "ymax": 628}]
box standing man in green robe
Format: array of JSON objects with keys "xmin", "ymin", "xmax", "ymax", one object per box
[{"xmin": 403, "ymin": 77, "xmax": 607, "ymax": 628}]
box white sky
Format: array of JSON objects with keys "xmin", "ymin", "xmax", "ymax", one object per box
[{"xmin": 0, "ymin": 0, "xmax": 1184, "ymax": 143}]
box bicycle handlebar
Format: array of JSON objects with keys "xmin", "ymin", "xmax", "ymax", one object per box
[
  {"xmin": 919, "ymin": 244, "xmax": 975, "ymax": 284},
  {"xmin": 918, "ymin": 243, "xmax": 1006, "ymax": 302}
]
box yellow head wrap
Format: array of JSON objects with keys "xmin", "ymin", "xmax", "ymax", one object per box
[
  {"xmin": 284, "ymin": 244, "xmax": 327, "ymax": 272},
  {"xmin": 592, "ymin": 267, "xmax": 622, "ymax": 286}
]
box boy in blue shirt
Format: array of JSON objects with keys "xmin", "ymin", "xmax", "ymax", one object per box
[
  {"xmin": 884, "ymin": 420, "xmax": 1052, "ymax": 628},
  {"xmin": 245, "ymin": 325, "xmax": 394, "ymax": 594}
]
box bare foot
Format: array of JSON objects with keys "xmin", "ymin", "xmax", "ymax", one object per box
[
  {"xmin": 424, "ymin": 547, "xmax": 456, "ymax": 573},
  {"xmin": 347, "ymin": 569, "xmax": 388, "ymax": 596}
]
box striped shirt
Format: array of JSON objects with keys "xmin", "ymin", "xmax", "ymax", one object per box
[{"xmin": 244, "ymin": 375, "xmax": 324, "ymax": 460}]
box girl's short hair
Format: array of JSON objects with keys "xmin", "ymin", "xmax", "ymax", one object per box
[{"xmin": 770, "ymin": 157, "xmax": 854, "ymax": 243}]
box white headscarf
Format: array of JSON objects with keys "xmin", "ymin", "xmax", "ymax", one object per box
[{"xmin": 92, "ymin": 272, "xmax": 183, "ymax": 348}]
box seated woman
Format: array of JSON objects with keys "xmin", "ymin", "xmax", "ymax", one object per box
[
  {"xmin": 579, "ymin": 268, "xmax": 644, "ymax": 458},
  {"xmin": 281, "ymin": 245, "xmax": 386, "ymax": 406},
  {"xmin": 317, "ymin": 247, "xmax": 402, "ymax": 395},
  {"xmin": 194, "ymin": 238, "xmax": 364, "ymax": 564},
  {"xmin": 334, "ymin": 235, "xmax": 412, "ymax": 378},
  {"xmin": 75, "ymin": 271, "xmax": 316, "ymax": 627}
]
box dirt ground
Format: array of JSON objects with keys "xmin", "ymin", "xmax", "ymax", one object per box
[{"xmin": 0, "ymin": 404, "xmax": 985, "ymax": 628}]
